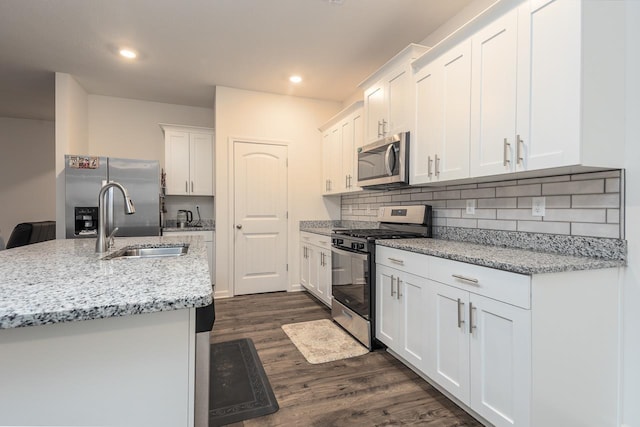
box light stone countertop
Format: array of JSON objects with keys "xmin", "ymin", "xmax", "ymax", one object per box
[
  {"xmin": 300, "ymin": 227, "xmax": 334, "ymax": 237},
  {"xmin": 377, "ymin": 238, "xmax": 625, "ymax": 275},
  {"xmin": 0, "ymin": 235, "xmax": 213, "ymax": 330}
]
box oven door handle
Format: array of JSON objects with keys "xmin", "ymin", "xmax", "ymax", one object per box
[{"xmin": 331, "ymin": 246, "xmax": 368, "ymax": 262}]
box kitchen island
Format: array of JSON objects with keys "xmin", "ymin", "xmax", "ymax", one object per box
[{"xmin": 0, "ymin": 235, "xmax": 213, "ymax": 427}]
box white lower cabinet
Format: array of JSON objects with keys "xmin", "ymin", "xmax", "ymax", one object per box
[
  {"xmin": 299, "ymin": 232, "xmax": 332, "ymax": 307},
  {"xmin": 376, "ymin": 264, "xmax": 429, "ymax": 371}
]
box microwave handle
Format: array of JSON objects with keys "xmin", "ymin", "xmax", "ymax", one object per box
[{"xmin": 384, "ymin": 144, "xmax": 395, "ymax": 176}]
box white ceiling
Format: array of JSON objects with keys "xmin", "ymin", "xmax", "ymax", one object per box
[{"xmin": 0, "ymin": 0, "xmax": 473, "ymax": 121}]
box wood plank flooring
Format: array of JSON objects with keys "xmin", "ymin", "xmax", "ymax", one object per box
[{"xmin": 211, "ymin": 291, "xmax": 483, "ymax": 427}]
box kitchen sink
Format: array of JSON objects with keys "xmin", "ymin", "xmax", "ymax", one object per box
[{"xmin": 102, "ymin": 244, "xmax": 189, "ymax": 260}]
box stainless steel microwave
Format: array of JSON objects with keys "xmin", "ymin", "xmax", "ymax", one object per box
[{"xmin": 357, "ymin": 132, "xmax": 409, "ymax": 189}]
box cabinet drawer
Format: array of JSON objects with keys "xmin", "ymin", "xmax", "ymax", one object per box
[
  {"xmin": 430, "ymin": 257, "xmax": 530, "ymax": 309},
  {"xmin": 376, "ymin": 246, "xmax": 429, "ymax": 278},
  {"xmin": 300, "ymin": 231, "xmax": 332, "ymax": 249}
]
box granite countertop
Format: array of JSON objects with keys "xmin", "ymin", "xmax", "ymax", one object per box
[
  {"xmin": 0, "ymin": 236, "xmax": 213, "ymax": 330},
  {"xmin": 377, "ymin": 238, "xmax": 625, "ymax": 275},
  {"xmin": 163, "ymin": 225, "xmax": 215, "ymax": 232},
  {"xmin": 300, "ymin": 227, "xmax": 334, "ymax": 237}
]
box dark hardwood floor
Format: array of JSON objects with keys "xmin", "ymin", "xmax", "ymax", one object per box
[{"xmin": 211, "ymin": 291, "xmax": 482, "ymax": 427}]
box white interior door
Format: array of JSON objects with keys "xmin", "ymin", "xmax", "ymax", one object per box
[{"xmin": 233, "ymin": 141, "xmax": 288, "ymax": 295}]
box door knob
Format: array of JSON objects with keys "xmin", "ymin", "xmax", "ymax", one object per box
[{"xmin": 236, "ymin": 224, "xmax": 243, "ymax": 229}]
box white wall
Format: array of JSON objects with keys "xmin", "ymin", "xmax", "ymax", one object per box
[
  {"xmin": 622, "ymin": 2, "xmax": 640, "ymax": 426},
  {"xmin": 0, "ymin": 118, "xmax": 55, "ymax": 249},
  {"xmin": 54, "ymin": 73, "xmax": 89, "ymax": 238},
  {"xmin": 87, "ymin": 95, "xmax": 214, "ymax": 164},
  {"xmin": 214, "ymin": 86, "xmax": 341, "ymax": 298}
]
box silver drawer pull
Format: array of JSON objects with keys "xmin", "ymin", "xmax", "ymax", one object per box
[
  {"xmin": 452, "ymin": 274, "xmax": 479, "ymax": 284},
  {"xmin": 388, "ymin": 257, "xmax": 405, "ymax": 265}
]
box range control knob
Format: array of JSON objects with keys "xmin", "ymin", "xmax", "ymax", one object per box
[
  {"xmin": 351, "ymin": 242, "xmax": 357, "ymax": 249},
  {"xmin": 333, "ymin": 238, "xmax": 343, "ymax": 245},
  {"xmin": 358, "ymin": 243, "xmax": 365, "ymax": 250}
]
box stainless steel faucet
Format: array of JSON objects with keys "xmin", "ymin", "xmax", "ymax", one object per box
[{"xmin": 96, "ymin": 182, "xmax": 136, "ymax": 253}]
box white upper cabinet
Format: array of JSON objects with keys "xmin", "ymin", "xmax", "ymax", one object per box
[
  {"xmin": 470, "ymin": 8, "xmax": 520, "ymax": 178},
  {"xmin": 161, "ymin": 124, "xmax": 214, "ymax": 196},
  {"xmin": 320, "ymin": 102, "xmax": 363, "ymax": 195},
  {"xmin": 412, "ymin": 39, "xmax": 472, "ymax": 185},
  {"xmin": 361, "ymin": 44, "xmax": 429, "ymax": 145},
  {"xmin": 517, "ymin": 0, "xmax": 625, "ymax": 171}
]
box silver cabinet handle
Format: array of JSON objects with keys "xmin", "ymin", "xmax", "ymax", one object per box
[
  {"xmin": 328, "ymin": 179, "xmax": 332, "ymax": 191},
  {"xmin": 236, "ymin": 224, "xmax": 243, "ymax": 230},
  {"xmin": 377, "ymin": 120, "xmax": 382, "ymax": 138},
  {"xmin": 390, "ymin": 275, "xmax": 396, "ymax": 296},
  {"xmin": 304, "ymin": 246, "xmax": 307, "ymax": 259},
  {"xmin": 185, "ymin": 181, "xmax": 188, "ymax": 192},
  {"xmin": 396, "ymin": 277, "xmax": 402, "ymax": 299},
  {"xmin": 388, "ymin": 257, "xmax": 404, "ymax": 266},
  {"xmin": 435, "ymin": 154, "xmax": 440, "ymax": 177},
  {"xmin": 382, "ymin": 119, "xmax": 387, "ymax": 135},
  {"xmin": 503, "ymin": 138, "xmax": 511, "ymax": 167},
  {"xmin": 427, "ymin": 155, "xmax": 433, "ymax": 177},
  {"xmin": 516, "ymin": 134, "xmax": 524, "ymax": 165},
  {"xmin": 452, "ymin": 274, "xmax": 479, "ymax": 284},
  {"xmin": 469, "ymin": 302, "xmax": 477, "ymax": 334},
  {"xmin": 320, "ymin": 252, "xmax": 324, "ymax": 267},
  {"xmin": 191, "ymin": 181, "xmax": 194, "ymax": 192},
  {"xmin": 457, "ymin": 298, "xmax": 465, "ymax": 328}
]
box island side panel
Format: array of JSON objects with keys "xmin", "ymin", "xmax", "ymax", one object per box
[{"xmin": 0, "ymin": 308, "xmax": 195, "ymax": 427}]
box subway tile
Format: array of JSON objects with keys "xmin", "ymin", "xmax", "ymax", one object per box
[
  {"xmin": 447, "ymin": 200, "xmax": 467, "ymax": 208},
  {"xmin": 428, "ymin": 200, "xmax": 448, "ymax": 208},
  {"xmin": 497, "ymin": 209, "xmax": 542, "ymax": 221},
  {"xmin": 445, "ymin": 183, "xmax": 478, "ymax": 190},
  {"xmin": 570, "ymin": 170, "xmax": 620, "ymax": 181},
  {"xmin": 517, "ymin": 221, "xmax": 570, "ymax": 235},
  {"xmin": 460, "ymin": 188, "xmax": 496, "ymax": 199},
  {"xmin": 496, "ymin": 184, "xmax": 541, "ymax": 198},
  {"xmin": 376, "ymin": 195, "xmax": 392, "ymax": 203},
  {"xmin": 477, "ymin": 198, "xmax": 517, "ymax": 208},
  {"xmin": 572, "ymin": 193, "xmax": 620, "ymax": 208},
  {"xmin": 516, "ymin": 175, "xmax": 570, "ymax": 185},
  {"xmin": 543, "ymin": 209, "xmax": 606, "ymax": 223},
  {"xmin": 433, "ymin": 190, "xmax": 461, "ymax": 200},
  {"xmin": 478, "ymin": 180, "xmax": 518, "ymax": 188},
  {"xmin": 434, "ymin": 208, "xmax": 462, "ymax": 218},
  {"xmin": 607, "ymin": 209, "xmax": 620, "ymax": 224},
  {"xmin": 433, "ymin": 217, "xmax": 447, "ymax": 227},
  {"xmin": 410, "ymin": 192, "xmax": 433, "ymax": 201},
  {"xmin": 518, "ymin": 195, "xmax": 571, "ymax": 209},
  {"xmin": 606, "ymin": 178, "xmax": 620, "ymax": 193},
  {"xmin": 391, "ymin": 194, "xmax": 412, "ymax": 202},
  {"xmin": 462, "ymin": 209, "xmax": 497, "ymax": 219},
  {"xmin": 477, "ymin": 219, "xmax": 517, "ymax": 231},
  {"xmin": 542, "ymin": 179, "xmax": 604, "ymax": 195},
  {"xmin": 571, "ymin": 223, "xmax": 620, "ymax": 239},
  {"xmin": 447, "ymin": 218, "xmax": 478, "ymax": 228}
]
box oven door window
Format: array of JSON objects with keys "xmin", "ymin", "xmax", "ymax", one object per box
[{"xmin": 331, "ymin": 247, "xmax": 369, "ymax": 318}]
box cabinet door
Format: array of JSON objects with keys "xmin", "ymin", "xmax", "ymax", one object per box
[
  {"xmin": 300, "ymin": 244, "xmax": 310, "ymax": 289},
  {"xmin": 438, "ymin": 40, "xmax": 471, "ymax": 181},
  {"xmin": 470, "ymin": 9, "xmax": 519, "ymax": 177},
  {"xmin": 386, "ymin": 68, "xmax": 410, "ymax": 137},
  {"xmin": 339, "ymin": 119, "xmax": 353, "ymax": 193},
  {"xmin": 469, "ymin": 294, "xmax": 531, "ymax": 427},
  {"xmin": 430, "ymin": 281, "xmax": 470, "ymax": 404},
  {"xmin": 398, "ymin": 272, "xmax": 429, "ymax": 371},
  {"xmin": 165, "ymin": 131, "xmax": 190, "ymax": 195},
  {"xmin": 351, "ymin": 110, "xmax": 363, "ymax": 191},
  {"xmin": 307, "ymin": 245, "xmax": 320, "ymax": 294},
  {"xmin": 317, "ymin": 249, "xmax": 332, "ymax": 306},
  {"xmin": 364, "ymin": 82, "xmax": 386, "ymax": 143},
  {"xmin": 322, "ymin": 127, "xmax": 340, "ymax": 194},
  {"xmin": 189, "ymin": 132, "xmax": 214, "ymax": 195},
  {"xmin": 520, "ymin": 0, "xmax": 581, "ymax": 171},
  {"xmin": 412, "ymin": 60, "xmax": 441, "ymax": 185},
  {"xmin": 376, "ymin": 264, "xmax": 400, "ymax": 349}
]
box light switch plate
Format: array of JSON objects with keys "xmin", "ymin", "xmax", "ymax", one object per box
[
  {"xmin": 532, "ymin": 197, "xmax": 546, "ymax": 217},
  {"xmin": 466, "ymin": 199, "xmax": 476, "ymax": 215}
]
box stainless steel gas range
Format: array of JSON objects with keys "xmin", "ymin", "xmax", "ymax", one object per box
[{"xmin": 331, "ymin": 205, "xmax": 432, "ymax": 350}]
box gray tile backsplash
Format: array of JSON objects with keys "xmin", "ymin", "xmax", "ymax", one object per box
[{"xmin": 341, "ymin": 170, "xmax": 625, "ymax": 239}]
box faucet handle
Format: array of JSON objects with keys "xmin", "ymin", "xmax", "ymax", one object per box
[{"xmin": 107, "ymin": 227, "xmax": 120, "ymax": 249}]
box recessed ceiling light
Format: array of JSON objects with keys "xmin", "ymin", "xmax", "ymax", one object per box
[
  {"xmin": 289, "ymin": 75, "xmax": 302, "ymax": 84},
  {"xmin": 119, "ymin": 48, "xmax": 137, "ymax": 59}
]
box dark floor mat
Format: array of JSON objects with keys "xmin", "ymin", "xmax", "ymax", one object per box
[{"xmin": 209, "ymin": 338, "xmax": 279, "ymax": 426}]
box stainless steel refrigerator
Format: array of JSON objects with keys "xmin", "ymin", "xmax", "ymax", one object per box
[{"xmin": 65, "ymin": 155, "xmax": 160, "ymax": 239}]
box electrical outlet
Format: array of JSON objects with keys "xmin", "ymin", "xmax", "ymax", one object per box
[
  {"xmin": 532, "ymin": 197, "xmax": 546, "ymax": 217},
  {"xmin": 466, "ymin": 199, "xmax": 476, "ymax": 215}
]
